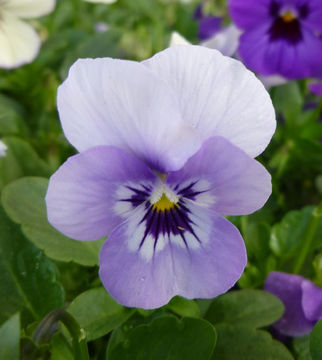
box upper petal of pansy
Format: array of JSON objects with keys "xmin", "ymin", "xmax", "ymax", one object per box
[
  {"xmin": 57, "ymin": 58, "xmax": 201, "ymax": 173},
  {"xmin": 264, "ymin": 272, "xmax": 315, "ymax": 336},
  {"xmin": 46, "ymin": 145, "xmax": 156, "ymax": 241},
  {"xmin": 301, "ymin": 280, "xmax": 322, "ymax": 321},
  {"xmin": 99, "ymin": 204, "xmax": 246, "ymax": 309},
  {"xmin": 2, "ymin": 0, "xmax": 56, "ymax": 19},
  {"xmin": 143, "ymin": 45, "xmax": 276, "ymax": 158},
  {"xmin": 0, "ymin": 11, "xmax": 41, "ymax": 69},
  {"xmin": 166, "ymin": 136, "xmax": 272, "ymax": 216},
  {"xmin": 228, "ymin": 0, "xmax": 271, "ymax": 30}
]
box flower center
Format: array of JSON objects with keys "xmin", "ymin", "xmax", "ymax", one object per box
[
  {"xmin": 152, "ymin": 193, "xmax": 177, "ymax": 212},
  {"xmin": 281, "ymin": 10, "xmax": 296, "ymax": 23}
]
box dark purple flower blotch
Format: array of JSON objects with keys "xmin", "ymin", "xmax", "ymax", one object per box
[
  {"xmin": 265, "ymin": 271, "xmax": 322, "ymax": 336},
  {"xmin": 46, "ymin": 46, "xmax": 275, "ymax": 309}
]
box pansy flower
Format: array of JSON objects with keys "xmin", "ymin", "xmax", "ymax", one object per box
[
  {"xmin": 265, "ymin": 271, "xmax": 322, "ymax": 336},
  {"xmin": 46, "ymin": 45, "xmax": 275, "ymax": 309},
  {"xmin": 308, "ymin": 82, "xmax": 322, "ymax": 97},
  {"xmin": 0, "ymin": 0, "xmax": 55, "ymax": 69},
  {"xmin": 0, "ymin": 140, "xmax": 7, "ymax": 157},
  {"xmin": 229, "ymin": 0, "xmax": 322, "ymax": 79}
]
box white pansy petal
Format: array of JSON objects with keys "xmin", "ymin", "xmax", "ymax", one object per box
[
  {"xmin": 2, "ymin": 0, "xmax": 55, "ymax": 18},
  {"xmin": 169, "ymin": 31, "xmax": 191, "ymax": 47},
  {"xmin": 0, "ymin": 12, "xmax": 40, "ymax": 69},
  {"xmin": 0, "ymin": 140, "xmax": 7, "ymax": 157},
  {"xmin": 144, "ymin": 45, "xmax": 276, "ymax": 158},
  {"xmin": 58, "ymin": 58, "xmax": 201, "ymax": 172}
]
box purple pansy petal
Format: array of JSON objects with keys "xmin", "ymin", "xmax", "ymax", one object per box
[
  {"xmin": 166, "ymin": 136, "xmax": 272, "ymax": 216},
  {"xmin": 238, "ymin": 24, "xmax": 322, "ymax": 78},
  {"xmin": 229, "ymin": 0, "xmax": 271, "ymax": 30},
  {"xmin": 308, "ymin": 83, "xmax": 322, "ymax": 96},
  {"xmin": 99, "ymin": 204, "xmax": 246, "ymax": 309},
  {"xmin": 301, "ymin": 0, "xmax": 322, "ymax": 33},
  {"xmin": 57, "ymin": 57, "xmax": 201, "ymax": 172},
  {"xmin": 198, "ymin": 16, "xmax": 222, "ymax": 41},
  {"xmin": 301, "ymin": 280, "xmax": 322, "ymax": 321},
  {"xmin": 265, "ymin": 272, "xmax": 315, "ymax": 336},
  {"xmin": 46, "ymin": 146, "xmax": 156, "ymax": 241},
  {"xmin": 143, "ymin": 45, "xmax": 276, "ymax": 158}
]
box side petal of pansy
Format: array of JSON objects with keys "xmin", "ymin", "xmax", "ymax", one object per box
[
  {"xmin": 46, "ymin": 145, "xmax": 156, "ymax": 241},
  {"xmin": 264, "ymin": 271, "xmax": 316, "ymax": 336},
  {"xmin": 2, "ymin": 0, "xmax": 56, "ymax": 18},
  {"xmin": 143, "ymin": 45, "xmax": 276, "ymax": 158},
  {"xmin": 0, "ymin": 11, "xmax": 41, "ymax": 69},
  {"xmin": 99, "ymin": 205, "xmax": 246, "ymax": 309},
  {"xmin": 166, "ymin": 136, "xmax": 272, "ymax": 216},
  {"xmin": 57, "ymin": 58, "xmax": 201, "ymax": 173},
  {"xmin": 301, "ymin": 280, "xmax": 322, "ymax": 322}
]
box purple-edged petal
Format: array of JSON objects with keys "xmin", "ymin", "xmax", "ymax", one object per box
[
  {"xmin": 57, "ymin": 58, "xmax": 201, "ymax": 172},
  {"xmin": 143, "ymin": 45, "xmax": 276, "ymax": 158},
  {"xmin": 302, "ymin": 280, "xmax": 322, "ymax": 321},
  {"xmin": 308, "ymin": 83, "xmax": 322, "ymax": 96},
  {"xmin": 46, "ymin": 145, "xmax": 156, "ymax": 241},
  {"xmin": 166, "ymin": 136, "xmax": 271, "ymax": 216},
  {"xmin": 229, "ymin": 0, "xmax": 271, "ymax": 30},
  {"xmin": 198, "ymin": 16, "xmax": 222, "ymax": 41},
  {"xmin": 264, "ymin": 272, "xmax": 315, "ymax": 336},
  {"xmin": 99, "ymin": 204, "xmax": 246, "ymax": 309}
]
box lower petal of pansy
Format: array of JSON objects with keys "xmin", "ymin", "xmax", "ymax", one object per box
[
  {"xmin": 46, "ymin": 145, "xmax": 155, "ymax": 241},
  {"xmin": 99, "ymin": 203, "xmax": 246, "ymax": 309},
  {"xmin": 0, "ymin": 11, "xmax": 41, "ymax": 69}
]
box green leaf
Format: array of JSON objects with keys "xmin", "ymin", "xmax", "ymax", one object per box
[
  {"xmin": 0, "ymin": 206, "xmax": 64, "ymax": 324},
  {"xmin": 205, "ymin": 289, "xmax": 284, "ymax": 329},
  {"xmin": 0, "ymin": 313, "xmax": 20, "ymax": 360},
  {"xmin": 68, "ymin": 287, "xmax": 134, "ymax": 341},
  {"xmin": 0, "ymin": 137, "xmax": 50, "ymax": 191},
  {"xmin": 212, "ymin": 324, "xmax": 294, "ymax": 360},
  {"xmin": 166, "ymin": 296, "xmax": 200, "ymax": 318},
  {"xmin": 0, "ymin": 95, "xmax": 27, "ymax": 136},
  {"xmin": 271, "ymin": 82, "xmax": 303, "ymax": 121},
  {"xmin": 50, "ymin": 333, "xmax": 73, "ymax": 360},
  {"xmin": 107, "ymin": 316, "xmax": 216, "ymax": 360},
  {"xmin": 310, "ymin": 320, "xmax": 322, "ymax": 360},
  {"xmin": 270, "ymin": 206, "xmax": 322, "ymax": 259},
  {"xmin": 1, "ymin": 177, "xmax": 104, "ymax": 266},
  {"xmin": 293, "ymin": 335, "xmax": 312, "ymax": 360}
]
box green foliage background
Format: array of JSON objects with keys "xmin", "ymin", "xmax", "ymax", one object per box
[{"xmin": 0, "ymin": 0, "xmax": 321, "ymax": 359}]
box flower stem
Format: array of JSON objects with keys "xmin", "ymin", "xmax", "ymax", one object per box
[
  {"xmin": 33, "ymin": 309, "xmax": 89, "ymax": 360},
  {"xmin": 293, "ymin": 207, "xmax": 321, "ymax": 274}
]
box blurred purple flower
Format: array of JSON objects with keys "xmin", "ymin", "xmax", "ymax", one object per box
[
  {"xmin": 46, "ymin": 46, "xmax": 275, "ymax": 309},
  {"xmin": 198, "ymin": 16, "xmax": 222, "ymax": 40},
  {"xmin": 265, "ymin": 271, "xmax": 322, "ymax": 336},
  {"xmin": 229, "ymin": 0, "xmax": 322, "ymax": 79},
  {"xmin": 309, "ymin": 82, "xmax": 322, "ymax": 96}
]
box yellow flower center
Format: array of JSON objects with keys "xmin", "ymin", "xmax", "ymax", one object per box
[
  {"xmin": 281, "ymin": 10, "xmax": 296, "ymax": 23},
  {"xmin": 153, "ymin": 193, "xmax": 177, "ymax": 212}
]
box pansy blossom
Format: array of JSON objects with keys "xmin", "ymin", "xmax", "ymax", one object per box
[
  {"xmin": 229, "ymin": 0, "xmax": 322, "ymax": 79},
  {"xmin": 0, "ymin": 0, "xmax": 55, "ymax": 69},
  {"xmin": 46, "ymin": 45, "xmax": 275, "ymax": 309},
  {"xmin": 265, "ymin": 271, "xmax": 322, "ymax": 336}
]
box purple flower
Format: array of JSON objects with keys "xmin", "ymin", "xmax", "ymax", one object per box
[
  {"xmin": 265, "ymin": 271, "xmax": 322, "ymax": 336},
  {"xmin": 308, "ymin": 82, "xmax": 322, "ymax": 96},
  {"xmin": 46, "ymin": 45, "xmax": 275, "ymax": 309},
  {"xmin": 229, "ymin": 0, "xmax": 322, "ymax": 79},
  {"xmin": 198, "ymin": 16, "xmax": 223, "ymax": 41}
]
